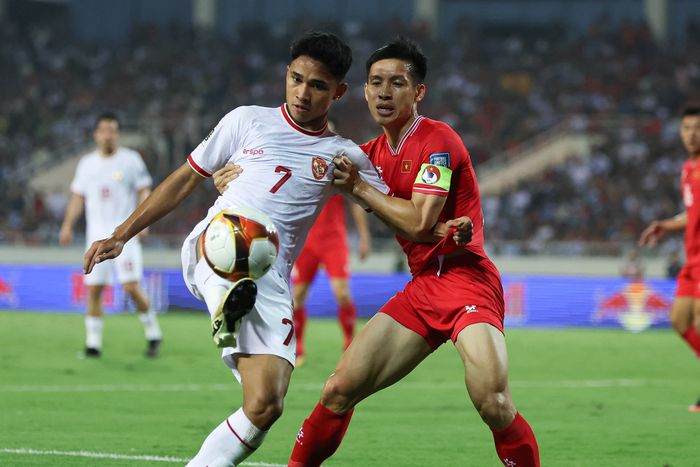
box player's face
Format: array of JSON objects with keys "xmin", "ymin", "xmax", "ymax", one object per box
[
  {"xmin": 364, "ymin": 59, "xmax": 425, "ymax": 130},
  {"xmin": 285, "ymin": 56, "xmax": 347, "ymax": 131},
  {"xmin": 94, "ymin": 119, "xmax": 119, "ymax": 154},
  {"xmin": 680, "ymin": 115, "xmax": 700, "ymax": 157}
]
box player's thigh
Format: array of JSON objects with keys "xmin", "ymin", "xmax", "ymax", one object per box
[
  {"xmin": 454, "ymin": 323, "xmax": 510, "ymax": 405},
  {"xmin": 236, "ymin": 353, "xmax": 294, "ymax": 405},
  {"xmin": 328, "ymin": 313, "xmax": 432, "ymax": 402},
  {"xmin": 670, "ymin": 297, "xmax": 694, "ymax": 331},
  {"xmin": 692, "ymin": 299, "xmax": 700, "ymax": 327},
  {"xmin": 84, "ymin": 260, "xmax": 112, "ymax": 287},
  {"xmin": 328, "ymin": 278, "xmax": 351, "ymax": 304}
]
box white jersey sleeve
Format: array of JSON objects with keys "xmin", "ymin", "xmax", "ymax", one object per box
[
  {"xmin": 131, "ymin": 152, "xmax": 152, "ymax": 190},
  {"xmin": 70, "ymin": 157, "xmax": 89, "ymax": 195},
  {"xmin": 187, "ymin": 107, "xmax": 249, "ymax": 177},
  {"xmin": 343, "ymin": 144, "xmax": 389, "ymax": 194}
]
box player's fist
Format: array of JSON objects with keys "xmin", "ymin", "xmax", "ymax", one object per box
[
  {"xmin": 639, "ymin": 221, "xmax": 666, "ymax": 247},
  {"xmin": 213, "ymin": 163, "xmax": 243, "ymax": 194},
  {"xmin": 332, "ymin": 154, "xmax": 360, "ymax": 194},
  {"xmin": 84, "ymin": 236, "xmax": 125, "ymax": 274},
  {"xmin": 59, "ymin": 226, "xmax": 73, "ymax": 246},
  {"xmin": 445, "ymin": 216, "xmax": 473, "ymax": 246}
]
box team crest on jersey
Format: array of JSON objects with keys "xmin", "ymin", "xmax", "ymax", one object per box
[
  {"xmin": 421, "ymin": 165, "xmax": 441, "ymax": 185},
  {"xmin": 111, "ymin": 171, "xmax": 124, "ymax": 181},
  {"xmin": 401, "ymin": 160, "xmax": 412, "ymax": 173},
  {"xmin": 429, "ymin": 152, "xmax": 450, "ymax": 167},
  {"xmin": 312, "ymin": 157, "xmax": 328, "ymax": 180}
]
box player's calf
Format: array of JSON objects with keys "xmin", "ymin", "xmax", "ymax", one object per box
[{"xmin": 212, "ymin": 278, "xmax": 257, "ymax": 348}]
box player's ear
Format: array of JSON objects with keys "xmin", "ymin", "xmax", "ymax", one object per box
[
  {"xmin": 333, "ymin": 82, "xmax": 348, "ymax": 101},
  {"xmin": 364, "ymin": 82, "xmax": 369, "ymax": 102},
  {"xmin": 415, "ymin": 83, "xmax": 426, "ymax": 103}
]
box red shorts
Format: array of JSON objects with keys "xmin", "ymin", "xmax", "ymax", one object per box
[
  {"xmin": 676, "ymin": 265, "xmax": 700, "ymax": 299},
  {"xmin": 292, "ymin": 240, "xmax": 349, "ymax": 284},
  {"xmin": 379, "ymin": 255, "xmax": 505, "ymax": 351}
]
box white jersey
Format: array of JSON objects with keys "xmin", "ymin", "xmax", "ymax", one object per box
[
  {"xmin": 185, "ymin": 104, "xmax": 388, "ymax": 285},
  {"xmin": 70, "ymin": 147, "xmax": 152, "ymax": 242}
]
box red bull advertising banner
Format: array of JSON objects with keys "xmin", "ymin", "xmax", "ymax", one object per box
[{"xmin": 0, "ymin": 265, "xmax": 676, "ymax": 331}]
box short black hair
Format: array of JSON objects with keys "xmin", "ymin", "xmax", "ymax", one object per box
[
  {"xmin": 366, "ymin": 37, "xmax": 427, "ymax": 84},
  {"xmin": 682, "ymin": 106, "xmax": 700, "ymax": 118},
  {"xmin": 290, "ymin": 31, "xmax": 352, "ymax": 81},
  {"xmin": 95, "ymin": 111, "xmax": 120, "ymax": 129}
]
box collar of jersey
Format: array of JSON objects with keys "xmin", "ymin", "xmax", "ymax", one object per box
[
  {"xmin": 386, "ymin": 115, "xmax": 425, "ymax": 156},
  {"xmin": 280, "ymin": 104, "xmax": 328, "ymax": 136}
]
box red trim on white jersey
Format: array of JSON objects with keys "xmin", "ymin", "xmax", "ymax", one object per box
[
  {"xmin": 387, "ymin": 116, "xmax": 425, "ymax": 156},
  {"xmin": 187, "ymin": 154, "xmax": 212, "ymax": 177},
  {"xmin": 280, "ymin": 104, "xmax": 327, "ymax": 136}
]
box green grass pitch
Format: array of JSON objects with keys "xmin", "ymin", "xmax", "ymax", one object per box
[{"xmin": 0, "ymin": 310, "xmax": 698, "ymax": 466}]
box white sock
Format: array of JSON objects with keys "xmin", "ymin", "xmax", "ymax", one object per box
[
  {"xmin": 194, "ymin": 257, "xmax": 232, "ymax": 319},
  {"xmin": 85, "ymin": 316, "xmax": 103, "ymax": 349},
  {"xmin": 186, "ymin": 408, "xmax": 268, "ymax": 467},
  {"xmin": 138, "ymin": 310, "xmax": 162, "ymax": 341}
]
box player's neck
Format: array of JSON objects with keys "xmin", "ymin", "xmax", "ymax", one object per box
[
  {"xmin": 284, "ymin": 104, "xmax": 328, "ymax": 133},
  {"xmin": 98, "ymin": 147, "xmax": 117, "ymax": 157},
  {"xmin": 384, "ymin": 112, "xmax": 418, "ymax": 149}
]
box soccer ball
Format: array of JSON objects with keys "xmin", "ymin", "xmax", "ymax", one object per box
[{"xmin": 201, "ymin": 207, "xmax": 279, "ymax": 281}]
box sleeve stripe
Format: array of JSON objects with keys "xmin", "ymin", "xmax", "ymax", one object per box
[
  {"xmin": 187, "ymin": 154, "xmax": 212, "ymax": 177},
  {"xmin": 413, "ymin": 186, "xmax": 449, "ymax": 196}
]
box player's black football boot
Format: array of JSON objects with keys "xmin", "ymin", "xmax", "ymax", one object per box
[
  {"xmin": 83, "ymin": 347, "xmax": 101, "ymax": 358},
  {"xmin": 212, "ymin": 278, "xmax": 257, "ymax": 348},
  {"xmin": 145, "ymin": 339, "xmax": 161, "ymax": 358}
]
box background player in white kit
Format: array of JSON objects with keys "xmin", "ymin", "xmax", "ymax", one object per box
[
  {"xmin": 60, "ymin": 112, "xmax": 162, "ymax": 358},
  {"xmin": 83, "ymin": 33, "xmax": 388, "ymax": 466}
]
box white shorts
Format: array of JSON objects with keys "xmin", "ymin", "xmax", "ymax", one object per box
[
  {"xmin": 84, "ymin": 238, "xmax": 143, "ymax": 286},
  {"xmin": 182, "ymin": 217, "xmax": 296, "ymax": 384}
]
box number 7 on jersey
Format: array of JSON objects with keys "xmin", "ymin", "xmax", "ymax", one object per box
[{"xmin": 270, "ymin": 166, "xmax": 292, "ymax": 193}]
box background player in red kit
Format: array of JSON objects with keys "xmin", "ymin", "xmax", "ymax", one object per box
[
  {"xmin": 291, "ymin": 195, "xmax": 371, "ymax": 362},
  {"xmin": 640, "ymin": 106, "xmax": 700, "ymax": 412},
  {"xmin": 289, "ymin": 39, "xmax": 539, "ymax": 467}
]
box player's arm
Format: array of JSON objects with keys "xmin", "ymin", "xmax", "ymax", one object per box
[
  {"xmin": 639, "ymin": 212, "xmax": 687, "ymax": 247},
  {"xmin": 349, "ymin": 202, "xmax": 371, "ymax": 260},
  {"xmin": 84, "ymin": 163, "xmax": 205, "ymax": 273},
  {"xmin": 334, "ymin": 155, "xmax": 455, "ymax": 243},
  {"xmin": 59, "ymin": 192, "xmax": 85, "ymax": 246},
  {"xmin": 136, "ymin": 186, "xmax": 152, "ymax": 237}
]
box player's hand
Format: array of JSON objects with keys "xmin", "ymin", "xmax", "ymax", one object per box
[
  {"xmin": 358, "ymin": 235, "xmax": 371, "ymax": 261},
  {"xmin": 445, "ymin": 216, "xmax": 473, "ymax": 246},
  {"xmin": 639, "ymin": 221, "xmax": 666, "ymax": 247},
  {"xmin": 213, "ymin": 163, "xmax": 243, "ymax": 194},
  {"xmin": 59, "ymin": 226, "xmax": 73, "ymax": 246},
  {"xmin": 84, "ymin": 236, "xmax": 125, "ymax": 274},
  {"xmin": 332, "ymin": 154, "xmax": 361, "ymax": 194}
]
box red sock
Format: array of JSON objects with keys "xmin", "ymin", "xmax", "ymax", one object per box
[
  {"xmin": 338, "ymin": 302, "xmax": 357, "ymax": 350},
  {"xmin": 294, "ymin": 306, "xmax": 307, "ymax": 357},
  {"xmin": 492, "ymin": 412, "xmax": 540, "ymax": 467},
  {"xmin": 681, "ymin": 327, "xmax": 700, "ymax": 358},
  {"xmin": 288, "ymin": 403, "xmax": 353, "ymax": 467}
]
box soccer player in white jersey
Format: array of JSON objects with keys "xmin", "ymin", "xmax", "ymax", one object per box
[
  {"xmin": 83, "ymin": 32, "xmax": 389, "ymax": 466},
  {"xmin": 60, "ymin": 112, "xmax": 162, "ymax": 358}
]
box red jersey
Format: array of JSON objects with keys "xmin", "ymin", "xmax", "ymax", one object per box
[
  {"xmin": 360, "ymin": 116, "xmax": 488, "ymax": 275},
  {"xmin": 305, "ymin": 195, "xmax": 347, "ymax": 245},
  {"xmin": 681, "ymin": 159, "xmax": 700, "ymax": 265}
]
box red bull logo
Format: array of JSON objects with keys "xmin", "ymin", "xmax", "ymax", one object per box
[{"xmin": 594, "ymin": 280, "xmax": 670, "ymax": 332}]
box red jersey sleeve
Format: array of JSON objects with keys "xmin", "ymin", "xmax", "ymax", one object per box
[{"xmin": 412, "ymin": 124, "xmax": 468, "ymax": 197}]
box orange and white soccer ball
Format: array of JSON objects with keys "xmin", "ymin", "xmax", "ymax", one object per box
[{"xmin": 201, "ymin": 207, "xmax": 279, "ymax": 281}]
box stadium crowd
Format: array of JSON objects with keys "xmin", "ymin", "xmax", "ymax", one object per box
[{"xmin": 1, "ymin": 15, "xmax": 699, "ymax": 250}]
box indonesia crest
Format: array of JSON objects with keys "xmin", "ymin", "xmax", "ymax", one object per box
[{"xmin": 312, "ymin": 157, "xmax": 328, "ymax": 180}]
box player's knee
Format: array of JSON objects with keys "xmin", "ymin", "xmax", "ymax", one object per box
[
  {"xmin": 243, "ymin": 395, "xmax": 284, "ymax": 429},
  {"xmin": 320, "ymin": 372, "xmax": 358, "ymax": 414},
  {"xmin": 670, "ymin": 311, "xmax": 690, "ymax": 334},
  {"xmin": 335, "ymin": 291, "xmax": 351, "ymax": 307},
  {"xmin": 473, "ymin": 390, "xmax": 514, "ymax": 429}
]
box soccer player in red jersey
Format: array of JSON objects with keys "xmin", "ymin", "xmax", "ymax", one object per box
[
  {"xmin": 640, "ymin": 106, "xmax": 700, "ymax": 412},
  {"xmin": 288, "ymin": 39, "xmax": 539, "ymax": 467},
  {"xmin": 291, "ymin": 195, "xmax": 371, "ymax": 362}
]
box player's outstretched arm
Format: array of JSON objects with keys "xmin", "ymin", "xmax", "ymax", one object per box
[
  {"xmin": 334, "ymin": 155, "xmax": 449, "ymax": 243},
  {"xmin": 639, "ymin": 212, "xmax": 687, "ymax": 247},
  {"xmin": 59, "ymin": 193, "xmax": 85, "ymax": 246},
  {"xmin": 84, "ymin": 162, "xmax": 205, "ymax": 273},
  {"xmin": 350, "ymin": 203, "xmax": 372, "ymax": 260}
]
